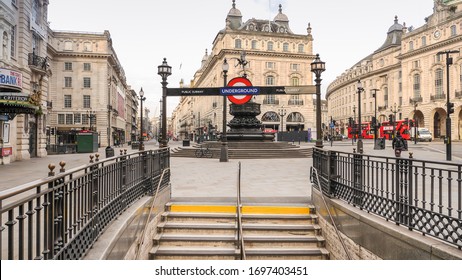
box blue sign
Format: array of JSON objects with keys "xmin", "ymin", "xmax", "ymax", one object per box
[
  {"xmin": 220, "ymin": 87, "xmax": 260, "ymax": 96},
  {"xmin": 330, "ymin": 123, "xmax": 335, "ymax": 128}
]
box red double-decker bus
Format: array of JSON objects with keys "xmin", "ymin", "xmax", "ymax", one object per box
[
  {"xmin": 379, "ymin": 120, "xmax": 411, "ymax": 140},
  {"xmin": 347, "ymin": 122, "xmax": 375, "ymax": 139}
]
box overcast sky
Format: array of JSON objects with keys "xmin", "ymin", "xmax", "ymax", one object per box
[{"xmin": 48, "ymin": 0, "xmax": 435, "ymax": 117}]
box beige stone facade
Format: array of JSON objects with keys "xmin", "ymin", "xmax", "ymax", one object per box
[
  {"xmin": 171, "ymin": 3, "xmax": 324, "ymax": 141},
  {"xmin": 327, "ymin": 0, "xmax": 462, "ymax": 140},
  {"xmin": 47, "ymin": 30, "xmax": 134, "ymax": 147},
  {"xmin": 1, "ymin": 0, "xmax": 50, "ymax": 164}
]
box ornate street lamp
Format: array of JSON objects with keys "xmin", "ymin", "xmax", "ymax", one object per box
[
  {"xmin": 437, "ymin": 50, "xmax": 460, "ymax": 161},
  {"xmin": 220, "ymin": 58, "xmax": 229, "ymax": 162},
  {"xmin": 356, "ymin": 80, "xmax": 364, "ymax": 153},
  {"xmin": 157, "ymin": 58, "xmax": 172, "ymax": 148},
  {"xmin": 139, "ymin": 88, "xmax": 146, "ymax": 151},
  {"xmin": 390, "ymin": 103, "xmax": 399, "ymax": 140},
  {"xmin": 310, "ymin": 54, "xmax": 325, "ymax": 148},
  {"xmin": 278, "ymin": 106, "xmax": 287, "ymax": 133},
  {"xmin": 410, "ymin": 98, "xmax": 418, "ymax": 145}
]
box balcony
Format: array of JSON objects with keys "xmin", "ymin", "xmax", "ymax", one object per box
[
  {"xmin": 378, "ymin": 105, "xmax": 388, "ymax": 111},
  {"xmin": 456, "ymin": 90, "xmax": 462, "ymax": 99},
  {"xmin": 28, "ymin": 53, "xmax": 50, "ymax": 76},
  {"xmin": 430, "ymin": 94, "xmax": 446, "ymax": 101},
  {"xmin": 409, "ymin": 96, "xmax": 423, "ymax": 103}
]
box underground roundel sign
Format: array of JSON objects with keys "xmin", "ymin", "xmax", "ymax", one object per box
[{"xmin": 226, "ymin": 77, "xmax": 253, "ymax": 105}]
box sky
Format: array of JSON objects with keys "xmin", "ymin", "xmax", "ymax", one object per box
[{"xmin": 47, "ymin": 0, "xmax": 436, "ymax": 118}]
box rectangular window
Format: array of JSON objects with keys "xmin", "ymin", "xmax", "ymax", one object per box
[
  {"xmin": 283, "ymin": 43, "xmax": 289, "ymax": 52},
  {"xmin": 83, "ymin": 63, "xmax": 91, "ymax": 71},
  {"xmin": 266, "ymin": 62, "xmax": 275, "ymax": 69},
  {"xmin": 66, "ymin": 114, "xmax": 73, "ymax": 125},
  {"xmin": 435, "ymin": 69, "xmax": 443, "ymax": 96},
  {"xmin": 83, "ymin": 77, "xmax": 91, "ymax": 88},
  {"xmin": 64, "ymin": 77, "xmax": 72, "ymax": 88},
  {"xmin": 290, "ymin": 64, "xmax": 300, "ymax": 71},
  {"xmin": 64, "ymin": 95, "xmax": 72, "ymax": 108},
  {"xmin": 82, "ymin": 114, "xmax": 89, "ymax": 125},
  {"xmin": 435, "ymin": 54, "xmax": 443, "ymax": 63},
  {"xmin": 74, "ymin": 113, "xmax": 81, "ymax": 124},
  {"xmin": 83, "ymin": 95, "xmax": 91, "ymax": 108},
  {"xmin": 451, "ymin": 25, "xmax": 457, "ymax": 36},
  {"xmin": 266, "ymin": 76, "xmax": 275, "ymax": 85},
  {"xmin": 58, "ymin": 114, "xmax": 65, "ymax": 125},
  {"xmin": 298, "ymin": 44, "xmax": 304, "ymax": 53},
  {"xmin": 413, "ymin": 74, "xmax": 421, "ymax": 98},
  {"xmin": 10, "ymin": 25, "xmax": 16, "ymax": 58},
  {"xmin": 413, "ymin": 60, "xmax": 420, "ymax": 68},
  {"xmin": 64, "ymin": 62, "xmax": 73, "ymax": 71},
  {"xmin": 421, "ymin": 36, "xmax": 427, "ymax": 47}
]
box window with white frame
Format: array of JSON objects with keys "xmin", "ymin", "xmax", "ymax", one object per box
[
  {"xmin": 251, "ymin": 40, "xmax": 257, "ymax": 49},
  {"xmin": 266, "ymin": 62, "xmax": 275, "ymax": 69},
  {"xmin": 435, "ymin": 53, "xmax": 443, "ymax": 63},
  {"xmin": 66, "ymin": 114, "xmax": 73, "ymax": 125},
  {"xmin": 266, "ymin": 75, "xmax": 275, "ymax": 85},
  {"xmin": 291, "ymin": 77, "xmax": 299, "ymax": 86},
  {"xmin": 82, "ymin": 114, "xmax": 89, "ymax": 125},
  {"xmin": 409, "ymin": 41, "xmax": 414, "ymax": 51},
  {"xmin": 298, "ymin": 44, "xmax": 304, "ymax": 53},
  {"xmin": 64, "ymin": 95, "xmax": 72, "ymax": 108},
  {"xmin": 83, "ymin": 77, "xmax": 91, "ymax": 88},
  {"xmin": 413, "ymin": 60, "xmax": 420, "ymax": 68},
  {"xmin": 413, "ymin": 74, "xmax": 421, "ymax": 98},
  {"xmin": 267, "ymin": 41, "xmax": 274, "ymax": 51},
  {"xmin": 83, "ymin": 63, "xmax": 91, "ymax": 71},
  {"xmin": 435, "ymin": 68, "xmax": 443, "ymax": 96},
  {"xmin": 32, "ymin": 0, "xmax": 40, "ymax": 25},
  {"xmin": 421, "ymin": 36, "xmax": 427, "ymax": 47},
  {"xmin": 290, "ymin": 64, "xmax": 300, "ymax": 71},
  {"xmin": 235, "ymin": 39, "xmax": 242, "ymax": 49},
  {"xmin": 83, "ymin": 95, "xmax": 91, "ymax": 108},
  {"xmin": 64, "ymin": 77, "xmax": 72, "ymax": 88},
  {"xmin": 74, "ymin": 113, "xmax": 81, "ymax": 124},
  {"xmin": 64, "ymin": 62, "xmax": 73, "ymax": 71},
  {"xmin": 10, "ymin": 26, "xmax": 16, "ymax": 58},
  {"xmin": 283, "ymin": 43, "xmax": 289, "ymax": 52},
  {"xmin": 58, "ymin": 114, "xmax": 65, "ymax": 125},
  {"xmin": 451, "ymin": 25, "xmax": 457, "ymax": 36}
]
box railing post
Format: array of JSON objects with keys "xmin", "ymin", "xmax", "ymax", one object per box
[
  {"xmin": 353, "ymin": 149, "xmax": 364, "ymax": 208},
  {"xmin": 90, "ymin": 157, "xmax": 100, "ymax": 241},
  {"xmin": 120, "ymin": 150, "xmax": 127, "ymax": 209},
  {"xmin": 328, "ymin": 151, "xmax": 337, "ymax": 196}
]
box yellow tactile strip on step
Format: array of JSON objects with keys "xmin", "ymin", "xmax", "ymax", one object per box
[{"xmin": 170, "ymin": 205, "xmax": 310, "ymax": 215}]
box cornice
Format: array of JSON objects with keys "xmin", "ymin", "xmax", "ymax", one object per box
[{"xmin": 397, "ymin": 35, "xmax": 462, "ymax": 60}]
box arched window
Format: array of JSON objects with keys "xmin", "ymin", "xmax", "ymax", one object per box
[
  {"xmin": 421, "ymin": 36, "xmax": 427, "ymax": 47},
  {"xmin": 413, "ymin": 74, "xmax": 421, "ymax": 98},
  {"xmin": 267, "ymin": 41, "xmax": 274, "ymax": 51},
  {"xmin": 298, "ymin": 44, "xmax": 304, "ymax": 53},
  {"xmin": 291, "ymin": 77, "xmax": 299, "ymax": 86},
  {"xmin": 460, "ymin": 64, "xmax": 462, "ymax": 90},
  {"xmin": 235, "ymin": 39, "xmax": 242, "ymax": 49},
  {"xmin": 266, "ymin": 75, "xmax": 275, "ymax": 85},
  {"xmin": 435, "ymin": 68, "xmax": 443, "ymax": 96},
  {"xmin": 287, "ymin": 112, "xmax": 304, "ymax": 122},
  {"xmin": 32, "ymin": 0, "xmax": 40, "ymax": 24},
  {"xmin": 409, "ymin": 41, "xmax": 414, "ymax": 51},
  {"xmin": 283, "ymin": 43, "xmax": 289, "ymax": 52},
  {"xmin": 383, "ymin": 87, "xmax": 388, "ymax": 107},
  {"xmin": 251, "ymin": 40, "xmax": 257, "ymax": 49},
  {"xmin": 261, "ymin": 111, "xmax": 280, "ymax": 122},
  {"xmin": 451, "ymin": 25, "xmax": 457, "ymax": 36}
]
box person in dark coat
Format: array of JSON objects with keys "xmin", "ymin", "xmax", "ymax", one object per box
[{"xmin": 392, "ymin": 131, "xmax": 407, "ymax": 157}]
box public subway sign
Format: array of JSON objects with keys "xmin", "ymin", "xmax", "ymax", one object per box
[{"xmin": 0, "ymin": 69, "xmax": 23, "ymax": 89}]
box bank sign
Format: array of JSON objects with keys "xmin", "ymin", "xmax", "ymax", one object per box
[{"xmin": 0, "ymin": 69, "xmax": 23, "ymax": 89}]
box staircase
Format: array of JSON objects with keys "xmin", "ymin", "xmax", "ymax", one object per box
[
  {"xmin": 171, "ymin": 142, "xmax": 313, "ymax": 159},
  {"xmin": 149, "ymin": 203, "xmax": 329, "ymax": 260}
]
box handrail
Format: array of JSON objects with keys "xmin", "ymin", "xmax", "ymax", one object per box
[
  {"xmin": 236, "ymin": 162, "xmax": 246, "ymax": 260},
  {"xmin": 134, "ymin": 167, "xmax": 171, "ymax": 260},
  {"xmin": 310, "ymin": 166, "xmax": 352, "ymax": 260}
]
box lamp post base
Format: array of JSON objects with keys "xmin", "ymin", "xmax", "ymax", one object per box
[
  {"xmin": 357, "ymin": 140, "xmax": 363, "ymax": 154},
  {"xmin": 219, "ymin": 142, "xmax": 229, "ymax": 162},
  {"xmin": 315, "ymin": 140, "xmax": 323, "ymax": 149}
]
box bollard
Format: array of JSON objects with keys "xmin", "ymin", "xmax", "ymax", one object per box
[
  {"xmin": 409, "ymin": 152, "xmax": 413, "ymax": 159},
  {"xmin": 89, "ymin": 155, "xmax": 94, "ymax": 163},
  {"xmin": 95, "ymin": 153, "xmax": 100, "ymax": 162}
]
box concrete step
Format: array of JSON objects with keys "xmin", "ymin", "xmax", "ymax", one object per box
[
  {"xmin": 245, "ymin": 248, "xmax": 330, "ymax": 260},
  {"xmin": 243, "ymin": 235, "xmax": 325, "ymax": 248},
  {"xmin": 161, "ymin": 212, "xmax": 236, "ymax": 223},
  {"xmin": 149, "ymin": 246, "xmax": 239, "ymax": 260},
  {"xmin": 153, "ymin": 233, "xmax": 236, "ymax": 247},
  {"xmin": 157, "ymin": 222, "xmax": 236, "ymax": 235},
  {"xmin": 242, "ymin": 223, "xmax": 321, "ymax": 236}
]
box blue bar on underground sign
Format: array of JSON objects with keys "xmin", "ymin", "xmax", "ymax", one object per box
[{"xmin": 220, "ymin": 87, "xmax": 260, "ymax": 96}]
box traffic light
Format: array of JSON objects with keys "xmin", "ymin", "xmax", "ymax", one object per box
[
  {"xmin": 388, "ymin": 114, "xmax": 393, "ymax": 123},
  {"xmin": 51, "ymin": 127, "xmax": 55, "ymax": 135},
  {"xmin": 348, "ymin": 117, "xmax": 353, "ymax": 126},
  {"xmin": 448, "ymin": 102, "xmax": 454, "ymax": 115}
]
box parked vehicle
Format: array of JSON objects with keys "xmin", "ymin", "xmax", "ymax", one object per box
[{"xmin": 410, "ymin": 127, "xmax": 432, "ymax": 142}]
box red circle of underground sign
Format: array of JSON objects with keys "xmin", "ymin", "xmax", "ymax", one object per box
[{"xmin": 226, "ymin": 77, "xmax": 253, "ymax": 105}]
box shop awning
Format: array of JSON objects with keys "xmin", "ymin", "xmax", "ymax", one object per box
[{"xmin": 0, "ymin": 92, "xmax": 38, "ymax": 119}]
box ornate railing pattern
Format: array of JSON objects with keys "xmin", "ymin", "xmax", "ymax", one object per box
[
  {"xmin": 312, "ymin": 148, "xmax": 462, "ymax": 249},
  {"xmin": 0, "ymin": 149, "xmax": 170, "ymax": 260}
]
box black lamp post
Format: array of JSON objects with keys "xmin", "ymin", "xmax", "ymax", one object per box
[
  {"xmin": 371, "ymin": 89, "xmax": 380, "ymax": 149},
  {"xmin": 411, "ymin": 98, "xmax": 418, "ymax": 145},
  {"xmin": 356, "ymin": 80, "xmax": 364, "ymax": 153},
  {"xmin": 390, "ymin": 103, "xmax": 399, "ymax": 139},
  {"xmin": 157, "ymin": 58, "xmax": 172, "ymax": 148},
  {"xmin": 139, "ymin": 88, "xmax": 146, "ymax": 151},
  {"xmin": 278, "ymin": 106, "xmax": 287, "ymax": 133},
  {"xmin": 352, "ymin": 105, "xmax": 356, "ymax": 145},
  {"xmin": 220, "ymin": 58, "xmax": 229, "ymax": 162},
  {"xmin": 86, "ymin": 110, "xmax": 96, "ymax": 131},
  {"xmin": 310, "ymin": 54, "xmax": 326, "ymax": 149},
  {"xmin": 437, "ymin": 50, "xmax": 460, "ymax": 161}
]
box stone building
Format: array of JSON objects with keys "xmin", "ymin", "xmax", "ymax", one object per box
[
  {"xmin": 0, "ymin": 0, "xmax": 51, "ymax": 164},
  {"xmin": 326, "ymin": 0, "xmax": 462, "ymax": 140},
  {"xmin": 171, "ymin": 1, "xmax": 322, "ymax": 142},
  {"xmin": 47, "ymin": 30, "xmax": 134, "ymax": 148}
]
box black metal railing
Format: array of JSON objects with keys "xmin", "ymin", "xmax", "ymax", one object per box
[
  {"xmin": 262, "ymin": 99, "xmax": 280, "ymax": 105},
  {"xmin": 288, "ymin": 100, "xmax": 304, "ymax": 106},
  {"xmin": 312, "ymin": 148, "xmax": 462, "ymax": 249},
  {"xmin": 0, "ymin": 149, "xmax": 170, "ymax": 260},
  {"xmin": 409, "ymin": 96, "xmax": 423, "ymax": 103},
  {"xmin": 430, "ymin": 93, "xmax": 446, "ymax": 101},
  {"xmin": 28, "ymin": 53, "xmax": 49, "ymax": 72},
  {"xmin": 46, "ymin": 144, "xmax": 77, "ymax": 154},
  {"xmin": 456, "ymin": 90, "xmax": 462, "ymax": 99},
  {"xmin": 236, "ymin": 162, "xmax": 246, "ymax": 260}
]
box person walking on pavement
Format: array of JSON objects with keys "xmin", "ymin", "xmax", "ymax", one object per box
[{"xmin": 392, "ymin": 131, "xmax": 407, "ymax": 157}]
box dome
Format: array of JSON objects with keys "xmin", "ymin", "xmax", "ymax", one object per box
[
  {"xmin": 388, "ymin": 16, "xmax": 403, "ymax": 33},
  {"xmin": 274, "ymin": 4, "xmax": 289, "ymax": 22},
  {"xmin": 228, "ymin": 0, "xmax": 242, "ymax": 17}
]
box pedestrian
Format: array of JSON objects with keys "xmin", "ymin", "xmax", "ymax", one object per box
[{"xmin": 392, "ymin": 131, "xmax": 407, "ymax": 157}]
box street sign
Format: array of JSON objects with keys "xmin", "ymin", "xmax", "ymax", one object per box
[
  {"xmin": 225, "ymin": 77, "xmax": 253, "ymax": 105},
  {"xmin": 166, "ymin": 84, "xmax": 316, "ymax": 97}
]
